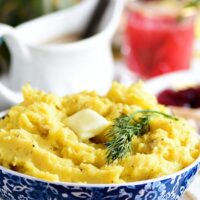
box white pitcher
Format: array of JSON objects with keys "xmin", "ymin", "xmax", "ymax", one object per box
[{"xmin": 0, "ymin": 0, "xmax": 124, "ymax": 109}]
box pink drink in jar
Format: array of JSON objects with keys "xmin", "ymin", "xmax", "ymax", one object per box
[{"xmin": 124, "ymin": 1, "xmax": 196, "ymax": 79}]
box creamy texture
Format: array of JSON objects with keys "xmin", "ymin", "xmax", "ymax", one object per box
[{"xmin": 0, "ymin": 82, "xmax": 199, "ymax": 184}]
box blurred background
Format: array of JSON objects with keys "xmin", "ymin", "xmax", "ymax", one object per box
[{"xmin": 0, "ymin": 0, "xmax": 200, "ymax": 80}]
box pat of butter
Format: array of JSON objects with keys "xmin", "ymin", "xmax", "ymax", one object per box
[{"xmin": 66, "ymin": 109, "xmax": 110, "ymax": 140}]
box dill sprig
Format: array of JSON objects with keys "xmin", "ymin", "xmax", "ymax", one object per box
[{"xmin": 105, "ymin": 110, "xmax": 178, "ymax": 164}]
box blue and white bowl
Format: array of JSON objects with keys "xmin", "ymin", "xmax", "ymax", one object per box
[{"xmin": 0, "ymin": 155, "xmax": 199, "ymax": 200}]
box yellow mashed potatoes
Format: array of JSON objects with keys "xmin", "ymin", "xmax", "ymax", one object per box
[{"xmin": 0, "ymin": 82, "xmax": 199, "ymax": 184}]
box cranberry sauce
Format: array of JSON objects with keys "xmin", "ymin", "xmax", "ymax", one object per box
[{"xmin": 157, "ymin": 86, "xmax": 200, "ymax": 108}]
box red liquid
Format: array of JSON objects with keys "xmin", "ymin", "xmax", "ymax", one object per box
[{"xmin": 124, "ymin": 11, "xmax": 195, "ymax": 79}]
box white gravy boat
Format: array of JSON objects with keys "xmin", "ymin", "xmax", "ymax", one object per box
[{"xmin": 0, "ymin": 0, "xmax": 124, "ymax": 109}]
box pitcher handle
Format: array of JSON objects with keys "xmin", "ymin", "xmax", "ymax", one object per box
[
  {"xmin": 0, "ymin": 23, "xmax": 25, "ymax": 107},
  {"xmin": 0, "ymin": 23, "xmax": 30, "ymax": 59}
]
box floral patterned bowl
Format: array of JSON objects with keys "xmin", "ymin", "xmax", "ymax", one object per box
[{"xmin": 0, "ymin": 155, "xmax": 199, "ymax": 200}]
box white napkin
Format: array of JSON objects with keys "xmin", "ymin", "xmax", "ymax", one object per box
[{"xmin": 183, "ymin": 174, "xmax": 200, "ymax": 200}]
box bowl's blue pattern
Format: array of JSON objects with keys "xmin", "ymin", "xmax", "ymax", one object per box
[{"xmin": 0, "ymin": 162, "xmax": 199, "ymax": 200}]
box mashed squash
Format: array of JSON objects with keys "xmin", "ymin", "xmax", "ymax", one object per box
[{"xmin": 0, "ymin": 82, "xmax": 199, "ymax": 184}]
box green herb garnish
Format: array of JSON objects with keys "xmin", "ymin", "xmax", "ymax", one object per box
[{"xmin": 105, "ymin": 110, "xmax": 178, "ymax": 164}]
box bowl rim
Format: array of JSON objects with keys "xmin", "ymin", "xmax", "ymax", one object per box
[
  {"xmin": 0, "ymin": 155, "xmax": 199, "ymax": 187},
  {"xmin": 0, "ymin": 111, "xmax": 199, "ymax": 188}
]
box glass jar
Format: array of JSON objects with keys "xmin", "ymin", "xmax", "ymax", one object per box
[{"xmin": 124, "ymin": 0, "xmax": 197, "ymax": 79}]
